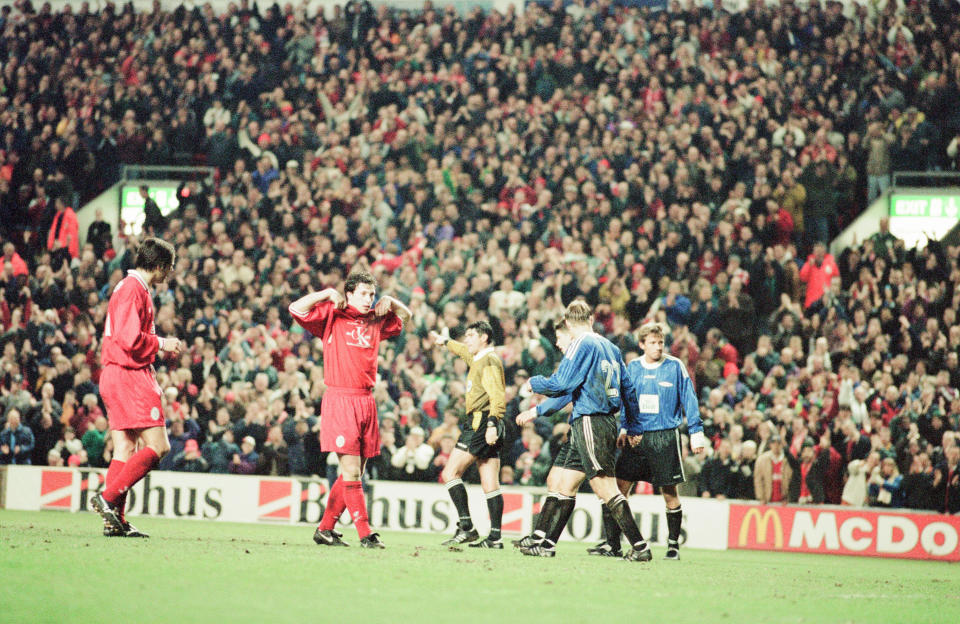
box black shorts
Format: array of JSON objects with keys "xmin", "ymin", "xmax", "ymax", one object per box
[
  {"xmin": 551, "ymin": 440, "xmax": 571, "ymax": 468},
  {"xmin": 557, "ymin": 415, "xmax": 618, "ymax": 480},
  {"xmin": 455, "ymin": 415, "xmax": 503, "ymax": 461},
  {"xmin": 615, "ymin": 427, "xmax": 685, "ymax": 487}
]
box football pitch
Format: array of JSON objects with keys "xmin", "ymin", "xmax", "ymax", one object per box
[{"xmin": 1, "ymin": 510, "xmax": 957, "ymax": 624}]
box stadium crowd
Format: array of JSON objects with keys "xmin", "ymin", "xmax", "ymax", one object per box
[{"xmin": 2, "ymin": 0, "xmax": 960, "ymax": 514}]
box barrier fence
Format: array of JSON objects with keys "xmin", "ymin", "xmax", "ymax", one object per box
[{"xmin": 2, "ymin": 466, "xmax": 956, "ymax": 561}]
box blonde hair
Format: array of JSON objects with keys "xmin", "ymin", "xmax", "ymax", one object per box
[
  {"xmin": 637, "ymin": 322, "xmax": 666, "ymax": 343},
  {"xmin": 564, "ymin": 300, "xmax": 593, "ymax": 326}
]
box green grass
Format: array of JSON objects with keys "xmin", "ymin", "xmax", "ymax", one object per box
[{"xmin": 1, "ymin": 510, "xmax": 958, "ymax": 624}]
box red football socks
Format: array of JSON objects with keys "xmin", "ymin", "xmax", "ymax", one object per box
[
  {"xmin": 343, "ymin": 481, "xmax": 371, "ymax": 538},
  {"xmin": 105, "ymin": 460, "xmax": 127, "ymax": 521},
  {"xmin": 318, "ymin": 476, "xmax": 346, "ymax": 531},
  {"xmin": 102, "ymin": 448, "xmax": 159, "ymax": 505}
]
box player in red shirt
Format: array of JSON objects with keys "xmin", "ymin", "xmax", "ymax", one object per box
[
  {"xmin": 290, "ymin": 270, "xmax": 409, "ymax": 548},
  {"xmin": 91, "ymin": 238, "xmax": 183, "ymax": 536}
]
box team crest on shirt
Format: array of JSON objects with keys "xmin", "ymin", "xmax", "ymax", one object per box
[{"xmin": 345, "ymin": 320, "xmax": 373, "ymax": 348}]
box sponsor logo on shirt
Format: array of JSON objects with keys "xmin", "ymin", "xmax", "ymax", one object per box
[
  {"xmin": 659, "ymin": 381, "xmax": 674, "ymax": 387},
  {"xmin": 345, "ymin": 320, "xmax": 373, "ymax": 348}
]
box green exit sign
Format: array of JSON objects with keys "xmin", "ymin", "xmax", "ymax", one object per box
[
  {"xmin": 890, "ymin": 195, "xmax": 960, "ymax": 218},
  {"xmin": 119, "ymin": 184, "xmax": 181, "ymax": 236},
  {"xmin": 120, "ymin": 186, "xmax": 180, "ymax": 215}
]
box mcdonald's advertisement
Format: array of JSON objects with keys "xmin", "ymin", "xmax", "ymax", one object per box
[{"xmin": 729, "ymin": 504, "xmax": 960, "ymax": 561}]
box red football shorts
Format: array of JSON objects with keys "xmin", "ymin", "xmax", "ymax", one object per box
[
  {"xmin": 100, "ymin": 364, "xmax": 164, "ymax": 431},
  {"xmin": 320, "ymin": 387, "xmax": 380, "ymax": 458}
]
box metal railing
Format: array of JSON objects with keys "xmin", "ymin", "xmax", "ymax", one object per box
[
  {"xmin": 120, "ymin": 165, "xmax": 216, "ymax": 186},
  {"xmin": 892, "ymin": 170, "xmax": 960, "ymax": 189}
]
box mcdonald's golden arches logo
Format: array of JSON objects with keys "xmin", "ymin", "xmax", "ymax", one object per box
[{"xmin": 739, "ymin": 508, "xmax": 784, "ymax": 548}]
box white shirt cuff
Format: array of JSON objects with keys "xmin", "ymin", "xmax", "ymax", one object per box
[{"xmin": 690, "ymin": 431, "xmax": 707, "ymax": 450}]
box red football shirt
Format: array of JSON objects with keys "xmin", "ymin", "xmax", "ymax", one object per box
[
  {"xmin": 101, "ymin": 271, "xmax": 162, "ymax": 369},
  {"xmin": 770, "ymin": 458, "xmax": 784, "ymax": 503},
  {"xmin": 290, "ymin": 300, "xmax": 402, "ymax": 390}
]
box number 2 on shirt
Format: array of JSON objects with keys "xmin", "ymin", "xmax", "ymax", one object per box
[{"xmin": 600, "ymin": 360, "xmax": 620, "ymax": 398}]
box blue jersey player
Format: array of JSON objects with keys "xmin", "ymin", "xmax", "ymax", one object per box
[
  {"xmin": 592, "ymin": 322, "xmax": 707, "ymax": 560},
  {"xmin": 516, "ymin": 301, "xmax": 652, "ymax": 561},
  {"xmin": 512, "ymin": 319, "xmax": 579, "ymax": 550}
]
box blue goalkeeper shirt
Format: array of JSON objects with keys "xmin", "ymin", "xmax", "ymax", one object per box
[
  {"xmin": 622, "ymin": 354, "xmax": 703, "ymax": 436},
  {"xmin": 529, "ymin": 332, "xmax": 640, "ymax": 429}
]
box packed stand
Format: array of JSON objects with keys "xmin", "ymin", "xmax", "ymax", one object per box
[{"xmin": 1, "ymin": 0, "xmax": 960, "ymax": 514}]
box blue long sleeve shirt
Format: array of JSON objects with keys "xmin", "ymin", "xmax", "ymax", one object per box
[
  {"xmin": 622, "ymin": 355, "xmax": 703, "ymax": 436},
  {"xmin": 529, "ymin": 332, "xmax": 640, "ymax": 430},
  {"xmin": 535, "ymin": 394, "xmax": 572, "ymax": 418}
]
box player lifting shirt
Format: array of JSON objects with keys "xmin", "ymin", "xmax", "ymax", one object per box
[{"xmin": 290, "ymin": 271, "xmax": 410, "ymax": 548}]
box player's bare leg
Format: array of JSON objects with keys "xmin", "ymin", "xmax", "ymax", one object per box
[
  {"xmin": 469, "ymin": 458, "xmax": 503, "ymax": 548},
  {"xmin": 440, "ymin": 449, "xmax": 480, "ymax": 545},
  {"xmin": 521, "ymin": 469, "xmax": 583, "ymax": 557},
  {"xmin": 336, "ymin": 454, "xmax": 383, "ymax": 548},
  {"xmin": 588, "ymin": 474, "xmax": 651, "ymax": 562},
  {"xmin": 93, "ymin": 426, "xmax": 170, "ymax": 534},
  {"xmin": 661, "ymin": 485, "xmax": 682, "ymax": 560}
]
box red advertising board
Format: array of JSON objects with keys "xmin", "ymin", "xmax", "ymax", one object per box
[{"xmin": 729, "ymin": 503, "xmax": 960, "ymax": 561}]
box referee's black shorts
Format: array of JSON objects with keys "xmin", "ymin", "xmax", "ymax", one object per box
[
  {"xmin": 557, "ymin": 414, "xmax": 618, "ymax": 480},
  {"xmin": 615, "ymin": 427, "xmax": 685, "ymax": 487},
  {"xmin": 455, "ymin": 413, "xmax": 503, "ymax": 461}
]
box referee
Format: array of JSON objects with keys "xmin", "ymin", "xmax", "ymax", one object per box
[
  {"xmin": 431, "ymin": 321, "xmax": 507, "ymax": 549},
  {"xmin": 595, "ymin": 322, "xmax": 707, "ymax": 560}
]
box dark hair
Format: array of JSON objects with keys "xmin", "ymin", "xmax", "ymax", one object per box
[
  {"xmin": 140, "ymin": 184, "xmax": 149, "ymax": 192},
  {"xmin": 344, "ymin": 270, "xmax": 377, "ymax": 295},
  {"xmin": 134, "ymin": 237, "xmax": 175, "ymax": 272},
  {"xmin": 467, "ymin": 320, "xmax": 495, "ymax": 345}
]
